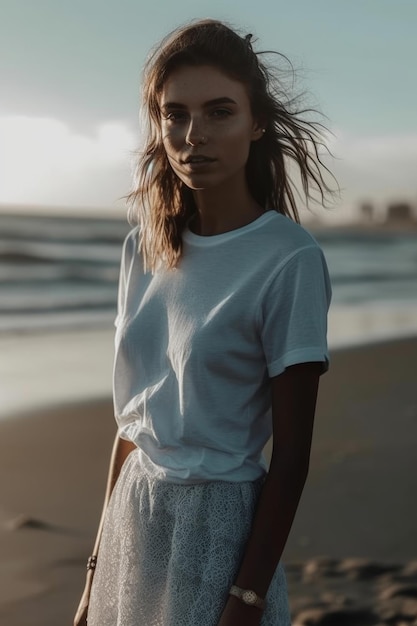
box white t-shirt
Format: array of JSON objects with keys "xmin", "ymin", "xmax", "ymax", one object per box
[{"xmin": 113, "ymin": 211, "xmax": 331, "ymax": 483}]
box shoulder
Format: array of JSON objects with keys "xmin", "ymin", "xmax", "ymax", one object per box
[
  {"xmin": 255, "ymin": 214, "xmax": 331, "ymax": 300},
  {"xmin": 250, "ymin": 211, "xmax": 325, "ymax": 271},
  {"xmin": 121, "ymin": 225, "xmax": 141, "ymax": 260},
  {"xmin": 262, "ymin": 211, "xmax": 320, "ymax": 248},
  {"xmin": 118, "ymin": 225, "xmax": 144, "ymax": 279},
  {"xmin": 123, "ymin": 224, "xmax": 141, "ymax": 248}
]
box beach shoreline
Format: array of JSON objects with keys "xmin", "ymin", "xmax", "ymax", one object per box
[{"xmin": 1, "ymin": 335, "xmax": 417, "ymax": 624}]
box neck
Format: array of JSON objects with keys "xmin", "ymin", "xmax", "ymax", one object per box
[{"xmin": 190, "ymin": 177, "xmax": 264, "ymax": 236}]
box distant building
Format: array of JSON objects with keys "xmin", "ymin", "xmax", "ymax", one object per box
[
  {"xmin": 385, "ymin": 201, "xmax": 417, "ymax": 225},
  {"xmin": 359, "ymin": 201, "xmax": 374, "ymax": 222},
  {"xmin": 358, "ymin": 198, "xmax": 417, "ymax": 226}
]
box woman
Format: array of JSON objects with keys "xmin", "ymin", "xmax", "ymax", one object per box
[{"xmin": 74, "ymin": 19, "xmax": 333, "ymax": 626}]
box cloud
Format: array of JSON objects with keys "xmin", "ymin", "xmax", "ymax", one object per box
[
  {"xmin": 0, "ymin": 114, "xmax": 137, "ymax": 208},
  {"xmin": 329, "ymin": 131, "xmax": 417, "ymax": 201},
  {"xmin": 0, "ymin": 114, "xmax": 416, "ymax": 220}
]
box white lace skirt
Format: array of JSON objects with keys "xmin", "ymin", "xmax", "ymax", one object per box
[{"xmin": 87, "ymin": 449, "xmax": 290, "ymax": 626}]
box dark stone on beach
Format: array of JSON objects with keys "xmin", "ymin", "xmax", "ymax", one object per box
[
  {"xmin": 337, "ymin": 558, "xmax": 399, "ymax": 580},
  {"xmin": 5, "ymin": 514, "xmax": 52, "ymax": 531},
  {"xmin": 293, "ymin": 607, "xmax": 380, "ymax": 625}
]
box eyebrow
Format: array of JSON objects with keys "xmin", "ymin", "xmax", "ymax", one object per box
[{"xmin": 160, "ymin": 97, "xmax": 238, "ymax": 112}]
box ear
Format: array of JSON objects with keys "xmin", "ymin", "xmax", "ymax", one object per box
[{"xmin": 251, "ymin": 119, "xmax": 265, "ymax": 142}]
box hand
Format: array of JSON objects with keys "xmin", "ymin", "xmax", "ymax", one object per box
[
  {"xmin": 217, "ymin": 595, "xmax": 263, "ymax": 626},
  {"xmin": 73, "ymin": 570, "xmax": 94, "ymax": 626}
]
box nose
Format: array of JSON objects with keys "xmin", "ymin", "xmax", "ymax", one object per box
[{"xmin": 185, "ymin": 117, "xmax": 207, "ymax": 146}]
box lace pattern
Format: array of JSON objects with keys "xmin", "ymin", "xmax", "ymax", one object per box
[{"xmin": 88, "ymin": 450, "xmax": 290, "ymax": 625}]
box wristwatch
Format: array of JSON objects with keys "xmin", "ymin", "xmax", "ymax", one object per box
[{"xmin": 229, "ymin": 585, "xmax": 265, "ymax": 609}]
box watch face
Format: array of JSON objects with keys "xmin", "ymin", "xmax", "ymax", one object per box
[{"xmin": 242, "ymin": 590, "xmax": 257, "ymax": 605}]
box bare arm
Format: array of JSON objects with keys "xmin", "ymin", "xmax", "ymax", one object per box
[
  {"xmin": 74, "ymin": 433, "xmax": 136, "ymax": 626},
  {"xmin": 218, "ymin": 362, "xmax": 322, "ymax": 626}
]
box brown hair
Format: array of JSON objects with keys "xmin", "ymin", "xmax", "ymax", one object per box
[{"xmin": 127, "ymin": 19, "xmax": 336, "ymax": 271}]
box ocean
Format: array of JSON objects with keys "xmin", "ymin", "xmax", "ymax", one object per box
[{"xmin": 1, "ymin": 212, "xmax": 417, "ymax": 344}]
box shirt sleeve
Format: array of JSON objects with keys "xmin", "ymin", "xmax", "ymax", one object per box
[
  {"xmin": 114, "ymin": 226, "xmax": 139, "ymax": 327},
  {"xmin": 259, "ymin": 244, "xmax": 332, "ymax": 378}
]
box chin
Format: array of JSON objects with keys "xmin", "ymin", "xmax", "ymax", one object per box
[
  {"xmin": 184, "ymin": 182, "xmax": 210, "ymax": 191},
  {"xmin": 179, "ymin": 176, "xmax": 214, "ymax": 191}
]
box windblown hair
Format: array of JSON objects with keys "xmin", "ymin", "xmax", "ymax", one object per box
[{"xmin": 127, "ymin": 19, "xmax": 336, "ymax": 271}]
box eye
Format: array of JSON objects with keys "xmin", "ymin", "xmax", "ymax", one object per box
[
  {"xmin": 163, "ymin": 111, "xmax": 188, "ymax": 124},
  {"xmin": 210, "ymin": 108, "xmax": 232, "ymax": 119}
]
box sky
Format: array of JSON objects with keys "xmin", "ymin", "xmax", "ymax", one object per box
[{"xmin": 0, "ymin": 0, "xmax": 416, "ymax": 221}]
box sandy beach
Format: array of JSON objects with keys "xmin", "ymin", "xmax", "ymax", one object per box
[{"xmin": 1, "ymin": 334, "xmax": 417, "ymax": 625}]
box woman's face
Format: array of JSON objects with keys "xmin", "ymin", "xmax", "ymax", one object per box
[{"xmin": 159, "ymin": 64, "xmax": 263, "ymax": 192}]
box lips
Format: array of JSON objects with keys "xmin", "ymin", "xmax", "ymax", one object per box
[{"xmin": 183, "ymin": 155, "xmax": 216, "ymax": 164}]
